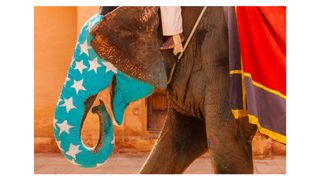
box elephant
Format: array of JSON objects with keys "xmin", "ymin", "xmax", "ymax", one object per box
[
  {"xmin": 53, "ymin": 13, "xmax": 155, "ymax": 168},
  {"xmin": 90, "ymin": 6, "xmax": 259, "ymax": 174}
]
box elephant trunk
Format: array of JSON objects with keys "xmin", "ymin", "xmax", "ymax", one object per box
[
  {"xmin": 52, "ymin": 13, "xmax": 118, "ymax": 168},
  {"xmin": 54, "ymin": 85, "xmax": 114, "ymax": 168},
  {"xmin": 91, "ymin": 99, "xmax": 114, "ymax": 153},
  {"xmin": 53, "ymin": 11, "xmax": 156, "ymax": 169}
]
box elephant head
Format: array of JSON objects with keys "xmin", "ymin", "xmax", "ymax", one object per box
[
  {"xmin": 54, "ymin": 13, "xmax": 155, "ymax": 168},
  {"xmin": 90, "ymin": 6, "xmax": 167, "ymax": 89}
]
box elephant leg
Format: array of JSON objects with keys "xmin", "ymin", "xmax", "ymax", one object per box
[
  {"xmin": 139, "ymin": 105, "xmax": 208, "ymax": 174},
  {"xmin": 204, "ymin": 102, "xmax": 257, "ymax": 174}
]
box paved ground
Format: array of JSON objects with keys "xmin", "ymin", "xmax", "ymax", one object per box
[{"xmin": 34, "ymin": 153, "xmax": 286, "ymax": 174}]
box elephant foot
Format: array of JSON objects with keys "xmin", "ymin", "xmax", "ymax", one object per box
[{"xmin": 139, "ymin": 105, "xmax": 208, "ymax": 174}]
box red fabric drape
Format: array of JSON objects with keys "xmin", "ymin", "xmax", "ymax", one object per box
[{"xmin": 236, "ymin": 7, "xmax": 286, "ymax": 95}]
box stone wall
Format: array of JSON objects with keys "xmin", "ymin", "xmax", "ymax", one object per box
[{"xmin": 34, "ymin": 6, "xmax": 78, "ymax": 152}]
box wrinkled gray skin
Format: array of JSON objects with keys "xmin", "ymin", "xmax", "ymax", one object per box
[{"xmin": 91, "ymin": 7, "xmax": 258, "ymax": 174}]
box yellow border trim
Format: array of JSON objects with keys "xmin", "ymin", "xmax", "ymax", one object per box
[
  {"xmin": 240, "ymin": 61, "xmax": 247, "ymax": 110},
  {"xmin": 232, "ymin": 109, "xmax": 248, "ymax": 119},
  {"xmin": 232, "ymin": 109, "xmax": 286, "ymax": 144},
  {"xmin": 230, "ymin": 71, "xmax": 286, "ymax": 99},
  {"xmin": 243, "ymin": 73, "xmax": 286, "ymax": 99},
  {"xmin": 229, "ymin": 70, "xmax": 243, "ymax": 75}
]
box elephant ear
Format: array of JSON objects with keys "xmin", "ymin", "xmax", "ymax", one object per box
[
  {"xmin": 111, "ymin": 72, "xmax": 155, "ymax": 125},
  {"xmin": 90, "ymin": 6, "xmax": 167, "ymax": 88}
]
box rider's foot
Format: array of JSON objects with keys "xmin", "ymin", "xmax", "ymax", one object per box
[{"xmin": 160, "ymin": 33, "xmax": 185, "ymax": 50}]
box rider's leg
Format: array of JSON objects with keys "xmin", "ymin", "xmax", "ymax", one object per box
[{"xmin": 160, "ymin": 6, "xmax": 185, "ymax": 53}]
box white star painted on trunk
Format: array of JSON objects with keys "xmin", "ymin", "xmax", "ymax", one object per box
[
  {"xmin": 71, "ymin": 57, "xmax": 75, "ymax": 64},
  {"xmin": 69, "ymin": 159, "xmax": 80, "ymax": 166},
  {"xmin": 57, "ymin": 120, "xmax": 74, "ymax": 135},
  {"xmin": 64, "ymin": 77, "xmax": 70, "ymax": 87},
  {"xmin": 56, "ymin": 140, "xmax": 63, "ymax": 151},
  {"xmin": 56, "ymin": 98, "xmax": 62, "ymax": 105},
  {"xmin": 111, "ymin": 135, "xmax": 115, "ymax": 144},
  {"xmin": 66, "ymin": 143, "xmax": 82, "ymax": 159},
  {"xmin": 71, "ymin": 79, "xmax": 86, "ymax": 94},
  {"xmin": 87, "ymin": 21, "xmax": 94, "ymax": 31},
  {"xmin": 74, "ymin": 60, "xmax": 87, "ymax": 74},
  {"xmin": 96, "ymin": 162, "xmax": 105, "ymax": 168},
  {"xmin": 60, "ymin": 97, "xmax": 76, "ymax": 113},
  {"xmin": 102, "ymin": 61, "xmax": 118, "ymax": 74},
  {"xmin": 53, "ymin": 118, "xmax": 58, "ymax": 128},
  {"xmin": 88, "ymin": 58, "xmax": 101, "ymax": 73},
  {"xmin": 80, "ymin": 40, "xmax": 90, "ymax": 56}
]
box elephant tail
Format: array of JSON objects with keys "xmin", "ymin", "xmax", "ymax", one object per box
[{"xmin": 54, "ymin": 93, "xmax": 114, "ymax": 168}]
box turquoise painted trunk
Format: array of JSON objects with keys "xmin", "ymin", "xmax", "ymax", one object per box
[{"xmin": 54, "ymin": 14, "xmax": 155, "ymax": 168}]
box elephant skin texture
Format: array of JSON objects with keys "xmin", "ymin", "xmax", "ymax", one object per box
[{"xmin": 91, "ymin": 7, "xmax": 258, "ymax": 174}]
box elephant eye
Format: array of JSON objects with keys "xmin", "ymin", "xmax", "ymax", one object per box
[{"xmin": 120, "ymin": 31, "xmax": 137, "ymax": 41}]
